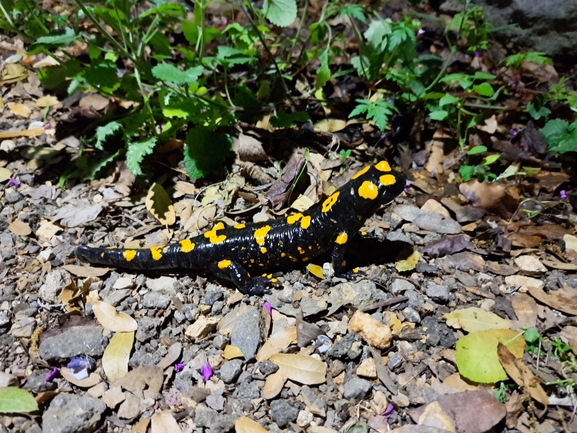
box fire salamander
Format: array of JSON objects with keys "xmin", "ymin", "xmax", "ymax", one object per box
[{"xmin": 76, "ymin": 161, "xmax": 405, "ymax": 295}]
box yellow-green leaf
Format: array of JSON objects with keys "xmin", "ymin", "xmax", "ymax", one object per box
[
  {"xmin": 444, "ymin": 307, "xmax": 511, "ymax": 332},
  {"xmin": 92, "ymin": 299, "xmax": 137, "ymax": 332},
  {"xmin": 456, "ymin": 329, "xmax": 525, "ymax": 384},
  {"xmin": 102, "ymin": 332, "xmax": 135, "ymax": 382},
  {"xmin": 0, "ymin": 387, "xmax": 38, "ymax": 413},
  {"xmin": 306, "ymin": 264, "xmax": 325, "ymax": 280}
]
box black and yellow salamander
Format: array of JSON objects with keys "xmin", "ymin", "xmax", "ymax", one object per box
[{"xmin": 76, "ymin": 160, "xmax": 405, "ymax": 295}]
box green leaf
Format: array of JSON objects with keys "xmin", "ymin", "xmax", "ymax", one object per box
[
  {"xmin": 337, "ymin": 4, "xmax": 366, "ymax": 23},
  {"xmin": 316, "ymin": 50, "xmax": 331, "ymax": 89},
  {"xmin": 459, "ymin": 165, "xmax": 473, "ymax": 182},
  {"xmin": 152, "ymin": 64, "xmax": 203, "ymax": 84},
  {"xmin": 541, "ymin": 119, "xmax": 577, "ymax": 154},
  {"xmin": 428, "ymin": 110, "xmax": 448, "ymax": 121},
  {"xmin": 467, "ymin": 145, "xmax": 487, "ymax": 155},
  {"xmin": 523, "ymin": 327, "xmax": 540, "ymax": 344},
  {"xmin": 473, "ymin": 82, "xmax": 494, "ymax": 97},
  {"xmin": 363, "ymin": 19, "xmax": 391, "ymax": 52},
  {"xmin": 184, "ymin": 126, "xmax": 232, "ymax": 179},
  {"xmin": 456, "ymin": 329, "xmax": 525, "ymax": 384},
  {"xmin": 0, "ymin": 387, "xmax": 38, "ymax": 413},
  {"xmin": 271, "ymin": 111, "xmax": 310, "ymax": 128},
  {"xmin": 28, "ymin": 27, "xmax": 77, "ymax": 53},
  {"xmin": 126, "ymin": 137, "xmax": 157, "ymax": 176},
  {"xmin": 83, "ymin": 60, "xmax": 120, "ymax": 91},
  {"xmin": 439, "ymin": 94, "xmax": 460, "ymax": 106},
  {"xmin": 473, "ymin": 71, "xmax": 496, "ymax": 81},
  {"xmin": 263, "ymin": 0, "xmax": 297, "ymax": 27},
  {"xmin": 481, "ymin": 153, "xmax": 501, "ymax": 166},
  {"xmin": 95, "ymin": 121, "xmax": 123, "ymax": 151}
]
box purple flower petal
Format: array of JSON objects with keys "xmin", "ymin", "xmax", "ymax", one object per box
[
  {"xmin": 200, "ymin": 363, "xmax": 213, "ymax": 382},
  {"xmin": 560, "ymin": 190, "xmax": 568, "ymax": 200},
  {"xmin": 383, "ymin": 402, "xmax": 395, "ymax": 417},
  {"xmin": 45, "ymin": 367, "xmax": 59, "ymax": 382},
  {"xmin": 175, "ymin": 363, "xmax": 184, "ymax": 372},
  {"xmin": 9, "ymin": 178, "xmax": 19, "ymax": 188},
  {"xmin": 262, "ymin": 302, "xmax": 273, "ymax": 316}
]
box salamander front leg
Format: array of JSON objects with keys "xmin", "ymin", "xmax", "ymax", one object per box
[
  {"xmin": 209, "ymin": 260, "xmax": 271, "ymax": 296},
  {"xmin": 331, "ymin": 231, "xmax": 351, "ymax": 274}
]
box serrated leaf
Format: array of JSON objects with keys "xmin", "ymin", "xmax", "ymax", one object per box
[
  {"xmin": 152, "ymin": 64, "xmax": 203, "ymax": 84},
  {"xmin": 146, "ymin": 182, "xmax": 176, "ymax": 226},
  {"xmin": 95, "ymin": 121, "xmax": 122, "ymax": 150},
  {"xmin": 102, "ymin": 332, "xmax": 134, "ymax": 382},
  {"xmin": 126, "ymin": 137, "xmax": 157, "ymax": 176},
  {"xmin": 541, "ymin": 119, "xmax": 577, "ymax": 154},
  {"xmin": 337, "ymin": 4, "xmax": 366, "ymax": 23},
  {"xmin": 263, "ymin": 0, "xmax": 297, "ymax": 27},
  {"xmin": 444, "ymin": 307, "xmax": 511, "ymax": 332},
  {"xmin": 0, "ymin": 387, "xmax": 38, "ymax": 413},
  {"xmin": 184, "ymin": 126, "xmax": 232, "ymax": 179},
  {"xmin": 455, "ymin": 328, "xmax": 525, "ymax": 384},
  {"xmin": 269, "ymin": 353, "xmax": 327, "ymax": 385},
  {"xmin": 364, "ymin": 19, "xmax": 391, "ymax": 52}
]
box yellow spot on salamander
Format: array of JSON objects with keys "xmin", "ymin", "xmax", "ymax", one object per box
[
  {"xmin": 204, "ymin": 222, "xmax": 227, "ymax": 244},
  {"xmin": 281, "ymin": 252, "xmax": 287, "ymax": 258},
  {"xmin": 379, "ymin": 174, "xmax": 397, "ymax": 186},
  {"xmin": 358, "ymin": 180, "xmax": 379, "ymax": 200},
  {"xmin": 254, "ymin": 225, "xmax": 271, "ymax": 245},
  {"xmin": 150, "ymin": 247, "xmax": 163, "ymax": 261},
  {"xmin": 218, "ymin": 259, "xmax": 231, "ymax": 269},
  {"xmin": 300, "ymin": 215, "xmax": 311, "ymax": 229},
  {"xmin": 336, "ymin": 232, "xmax": 348, "ymax": 244},
  {"xmin": 351, "ymin": 165, "xmax": 370, "ymax": 179},
  {"xmin": 287, "ymin": 213, "xmax": 303, "ymax": 225},
  {"xmin": 234, "ymin": 223, "xmax": 246, "ymax": 229},
  {"xmin": 100, "ymin": 252, "xmax": 105, "ymax": 258},
  {"xmin": 179, "ymin": 239, "xmax": 195, "ymax": 253},
  {"xmin": 260, "ymin": 247, "xmax": 267, "ymax": 254},
  {"xmin": 298, "ymin": 246, "xmax": 305, "ymax": 255},
  {"xmin": 322, "ymin": 191, "xmax": 340, "ymax": 213},
  {"xmin": 271, "ymin": 278, "xmax": 278, "ymax": 283},
  {"xmin": 375, "ymin": 160, "xmax": 392, "ymax": 172}
]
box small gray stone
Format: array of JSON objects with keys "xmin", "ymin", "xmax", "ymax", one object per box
[
  {"xmin": 145, "ymin": 276, "xmax": 177, "ymax": 294},
  {"xmin": 343, "ymin": 376, "xmax": 372, "ymax": 399},
  {"xmin": 426, "ymin": 282, "xmax": 451, "ymax": 303},
  {"xmin": 39, "ymin": 324, "xmax": 107, "ymax": 362},
  {"xmin": 10, "ymin": 317, "xmax": 35, "ymax": 337},
  {"xmin": 203, "ymin": 287, "xmax": 223, "ymax": 305},
  {"xmin": 300, "ymin": 296, "xmax": 328, "ymax": 317},
  {"xmin": 141, "ymin": 292, "xmax": 170, "ymax": 309},
  {"xmin": 42, "ymin": 394, "xmax": 106, "ymax": 433},
  {"xmin": 220, "ymin": 359, "xmax": 243, "ymax": 384},
  {"xmin": 135, "ymin": 317, "xmax": 158, "ymax": 343},
  {"xmin": 257, "ymin": 360, "xmax": 279, "ymax": 376},
  {"xmin": 387, "ymin": 352, "xmax": 404, "ymax": 371},
  {"xmin": 327, "ymin": 332, "xmax": 362, "ymax": 360},
  {"xmin": 39, "ymin": 269, "xmax": 72, "ymax": 304},
  {"xmin": 230, "ymin": 307, "xmax": 261, "ymax": 361},
  {"xmin": 402, "ymin": 307, "xmax": 421, "ymax": 324},
  {"xmin": 206, "ymin": 388, "xmax": 226, "ymax": 411},
  {"xmin": 233, "ymin": 381, "xmax": 260, "ymax": 399},
  {"xmin": 128, "ymin": 348, "xmax": 162, "ymax": 367},
  {"xmin": 270, "ymin": 399, "xmax": 299, "ymax": 428},
  {"xmin": 390, "ymin": 279, "xmax": 416, "ymax": 294},
  {"xmin": 0, "ymin": 371, "xmax": 17, "ymax": 387},
  {"xmin": 405, "ymin": 290, "xmax": 425, "ymax": 309},
  {"xmin": 24, "ymin": 371, "xmax": 57, "ymax": 392}
]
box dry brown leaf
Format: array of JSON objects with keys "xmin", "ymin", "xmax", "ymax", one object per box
[
  {"xmin": 223, "ymin": 345, "xmax": 244, "ymax": 359},
  {"xmin": 269, "ymin": 353, "xmax": 326, "ymax": 385},
  {"xmin": 36, "ymin": 95, "xmax": 59, "ymax": 108},
  {"xmin": 234, "ymin": 416, "xmax": 269, "ymax": 433},
  {"xmin": 0, "ymin": 126, "xmax": 46, "ymax": 139},
  {"xmin": 256, "ymin": 328, "xmax": 297, "ymax": 362},
  {"xmin": 262, "ymin": 371, "xmax": 287, "ymax": 400},
  {"xmin": 0, "ymin": 167, "xmax": 12, "ymax": 182},
  {"xmin": 102, "ymin": 332, "xmax": 135, "ymax": 382},
  {"xmin": 79, "ymin": 93, "xmax": 110, "ymax": 111},
  {"xmin": 91, "ymin": 298, "xmax": 138, "ymax": 332},
  {"xmin": 527, "ymin": 284, "xmax": 577, "ymax": 316},
  {"xmin": 7, "ymin": 102, "xmax": 32, "ymax": 118},
  {"xmin": 151, "ymin": 410, "xmax": 183, "ymax": 433},
  {"xmin": 314, "ymin": 118, "xmax": 347, "ymax": 132},
  {"xmin": 131, "ymin": 419, "xmax": 150, "ymax": 433},
  {"xmin": 459, "ymin": 180, "xmax": 506, "ymax": 210},
  {"xmin": 8, "ymin": 219, "xmax": 31, "ymax": 236},
  {"xmin": 441, "ymin": 373, "xmax": 477, "ymax": 392},
  {"xmin": 497, "ymin": 343, "xmax": 548, "ymax": 407},
  {"xmin": 35, "ymin": 219, "xmax": 62, "ymax": 241},
  {"xmin": 63, "ymin": 264, "xmax": 110, "ymax": 278},
  {"xmin": 146, "ymin": 182, "xmax": 176, "ymax": 226},
  {"xmin": 232, "ymin": 133, "xmax": 268, "ymax": 162},
  {"xmin": 510, "ymin": 293, "xmax": 538, "ymax": 328},
  {"xmin": 60, "ymin": 367, "xmax": 102, "ymax": 388},
  {"xmin": 417, "ymin": 401, "xmax": 456, "ymax": 431}
]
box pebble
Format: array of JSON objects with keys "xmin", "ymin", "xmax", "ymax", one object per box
[
  {"xmin": 327, "ymin": 333, "xmax": 362, "ymax": 360},
  {"xmin": 39, "ymin": 269, "xmax": 72, "ymax": 304},
  {"xmin": 514, "ymin": 255, "xmax": 547, "ymax": 273},
  {"xmin": 185, "ymin": 316, "xmax": 219, "ymax": 340},
  {"xmin": 425, "ymin": 282, "xmax": 451, "ymax": 303},
  {"xmin": 219, "ymin": 359, "xmax": 243, "ymax": 383},
  {"xmin": 402, "ymin": 306, "xmax": 421, "ymax": 323},
  {"xmin": 42, "ymin": 394, "xmax": 106, "ymax": 433},
  {"xmin": 141, "ymin": 292, "xmax": 170, "ymax": 309},
  {"xmin": 39, "ymin": 324, "xmax": 108, "ymax": 362},
  {"xmin": 270, "ymin": 399, "xmax": 299, "ymax": 428},
  {"xmin": 390, "ymin": 278, "xmax": 416, "ymax": 294},
  {"xmin": 257, "ymin": 360, "xmax": 279, "ymax": 376},
  {"xmin": 10, "ymin": 317, "xmax": 35, "ymax": 338},
  {"xmin": 135, "ymin": 317, "xmax": 158, "ymax": 343},
  {"xmin": 230, "ymin": 307, "xmax": 261, "ymax": 361},
  {"xmin": 23, "ymin": 371, "xmax": 57, "ymax": 392},
  {"xmin": 299, "ymin": 385, "xmax": 326, "ymax": 417},
  {"xmin": 0, "ymin": 371, "xmax": 17, "ymax": 387},
  {"xmin": 343, "ymin": 376, "xmax": 371, "ymax": 399},
  {"xmin": 356, "ymin": 358, "xmax": 378, "ymax": 379},
  {"xmin": 348, "ymin": 310, "xmax": 392, "ymax": 349},
  {"xmin": 205, "ymin": 388, "xmax": 226, "ymax": 411}
]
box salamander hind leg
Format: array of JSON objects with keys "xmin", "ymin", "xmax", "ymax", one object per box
[{"xmin": 209, "ymin": 260, "xmax": 271, "ymax": 296}]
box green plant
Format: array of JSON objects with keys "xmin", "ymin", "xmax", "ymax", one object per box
[
  {"xmin": 494, "ymin": 381, "xmax": 511, "ymax": 403},
  {"xmin": 445, "ymin": 2, "xmax": 493, "ymax": 52},
  {"xmin": 458, "ymin": 145, "xmax": 501, "ymax": 182},
  {"xmin": 540, "ymin": 119, "xmax": 577, "ymax": 154},
  {"xmin": 504, "ymin": 51, "xmax": 552, "ymax": 69}
]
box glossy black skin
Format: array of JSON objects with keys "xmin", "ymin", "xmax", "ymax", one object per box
[{"xmin": 76, "ymin": 163, "xmax": 406, "ymax": 295}]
